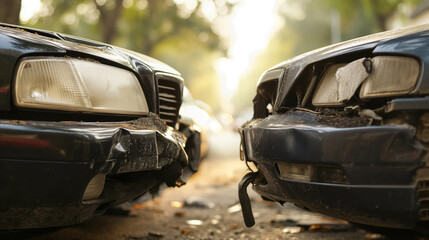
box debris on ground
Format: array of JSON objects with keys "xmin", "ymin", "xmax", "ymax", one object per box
[
  {"xmin": 180, "ymin": 229, "xmax": 191, "ymax": 235},
  {"xmin": 186, "ymin": 220, "xmax": 203, "ymax": 226},
  {"xmin": 170, "ymin": 201, "xmax": 183, "ymax": 208},
  {"xmin": 174, "ymin": 211, "xmax": 186, "ymax": 217},
  {"xmin": 133, "ymin": 204, "xmax": 145, "ymax": 209},
  {"xmin": 282, "ymin": 226, "xmax": 304, "ymax": 234},
  {"xmin": 148, "ymin": 232, "xmax": 163, "ymax": 238},
  {"xmin": 183, "ymin": 196, "xmax": 215, "ymax": 209},
  {"xmin": 229, "ymin": 223, "xmax": 239, "ymax": 230},
  {"xmin": 211, "ymin": 219, "xmax": 219, "ymax": 225},
  {"xmin": 309, "ymin": 224, "xmax": 333, "ymax": 232},
  {"xmin": 365, "ymin": 233, "xmax": 383, "ymax": 239},
  {"xmin": 227, "ymin": 203, "xmax": 242, "ymax": 213}
]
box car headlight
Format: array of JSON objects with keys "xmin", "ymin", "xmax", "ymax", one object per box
[
  {"xmin": 359, "ymin": 56, "xmax": 420, "ymax": 98},
  {"xmin": 312, "ymin": 56, "xmax": 421, "ymax": 106},
  {"xmin": 14, "ymin": 57, "xmax": 148, "ymax": 115}
]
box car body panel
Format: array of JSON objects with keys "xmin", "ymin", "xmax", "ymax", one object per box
[
  {"xmin": 240, "ymin": 25, "xmax": 429, "ymax": 229},
  {"xmin": 0, "ymin": 24, "xmax": 200, "ymax": 229},
  {"xmin": 0, "ymin": 24, "xmax": 181, "ymax": 114},
  {"xmin": 261, "ymin": 25, "xmax": 429, "ymax": 112},
  {"xmin": 0, "ymin": 114, "xmax": 191, "ymax": 229}
]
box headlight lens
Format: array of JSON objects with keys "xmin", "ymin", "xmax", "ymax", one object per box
[
  {"xmin": 14, "ymin": 57, "xmax": 148, "ymax": 115},
  {"xmin": 312, "ymin": 56, "xmax": 420, "ymax": 106},
  {"xmin": 312, "ymin": 63, "xmax": 348, "ymax": 107},
  {"xmin": 360, "ymin": 56, "xmax": 420, "ymax": 98}
]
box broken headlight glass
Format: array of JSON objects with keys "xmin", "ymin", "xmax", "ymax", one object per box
[
  {"xmin": 312, "ymin": 56, "xmax": 420, "ymax": 107},
  {"xmin": 359, "ymin": 56, "xmax": 420, "ymax": 98}
]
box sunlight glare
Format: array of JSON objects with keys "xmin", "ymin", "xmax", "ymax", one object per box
[
  {"xmin": 20, "ymin": 0, "xmax": 42, "ymax": 22},
  {"xmin": 216, "ymin": 0, "xmax": 280, "ymax": 99}
]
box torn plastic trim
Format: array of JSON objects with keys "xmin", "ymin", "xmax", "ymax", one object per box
[
  {"xmin": 252, "ymin": 69, "xmax": 284, "ymax": 119},
  {"xmin": 256, "ymin": 68, "xmax": 284, "ymax": 86},
  {"xmin": 238, "ymin": 171, "xmax": 258, "ymax": 227}
]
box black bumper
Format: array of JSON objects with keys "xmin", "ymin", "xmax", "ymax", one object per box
[
  {"xmin": 240, "ymin": 112, "xmax": 426, "ymax": 229},
  {"xmin": 0, "ymin": 114, "xmax": 197, "ymax": 229}
]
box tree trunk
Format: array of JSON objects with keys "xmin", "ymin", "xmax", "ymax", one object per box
[
  {"xmin": 96, "ymin": 0, "xmax": 123, "ymax": 44},
  {"xmin": 0, "ymin": 0, "xmax": 21, "ymax": 25}
]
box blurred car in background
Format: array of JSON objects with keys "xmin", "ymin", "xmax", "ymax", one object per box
[
  {"xmin": 180, "ymin": 87, "xmax": 221, "ymax": 158},
  {"xmin": 239, "ymin": 25, "xmax": 429, "ymax": 231},
  {"xmin": 0, "ymin": 23, "xmax": 200, "ymax": 230}
]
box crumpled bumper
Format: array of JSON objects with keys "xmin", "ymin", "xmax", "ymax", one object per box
[
  {"xmin": 240, "ymin": 112, "xmax": 427, "ymax": 229},
  {"xmin": 0, "ymin": 114, "xmax": 199, "ymax": 229}
]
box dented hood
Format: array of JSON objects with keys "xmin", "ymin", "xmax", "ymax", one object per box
[
  {"xmin": 0, "ymin": 23, "xmax": 180, "ymax": 75},
  {"xmin": 270, "ymin": 24, "xmax": 429, "ymax": 111}
]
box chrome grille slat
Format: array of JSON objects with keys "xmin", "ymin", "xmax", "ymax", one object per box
[
  {"xmin": 160, "ymin": 105, "xmax": 177, "ymax": 111},
  {"xmin": 159, "ymin": 93, "xmax": 177, "ymax": 99},
  {"xmin": 160, "ymin": 97, "xmax": 178, "ymax": 104},
  {"xmin": 158, "ymin": 85, "xmax": 176, "ymax": 91},
  {"xmin": 157, "ymin": 76, "xmax": 181, "ymax": 127},
  {"xmin": 160, "ymin": 112, "xmax": 177, "ymax": 117}
]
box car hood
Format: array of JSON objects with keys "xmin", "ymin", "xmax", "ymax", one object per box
[
  {"xmin": 0, "ymin": 23, "xmax": 180, "ymax": 75},
  {"xmin": 269, "ymin": 24, "xmax": 429, "ymax": 111}
]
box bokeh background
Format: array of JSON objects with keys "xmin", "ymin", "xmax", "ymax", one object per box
[{"xmin": 1, "ymin": 0, "xmax": 428, "ymax": 126}]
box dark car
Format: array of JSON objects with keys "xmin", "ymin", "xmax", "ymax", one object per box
[
  {"xmin": 0, "ymin": 24, "xmax": 201, "ymax": 230},
  {"xmin": 238, "ymin": 25, "xmax": 429, "ymax": 230}
]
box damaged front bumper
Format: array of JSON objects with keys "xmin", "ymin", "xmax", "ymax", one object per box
[
  {"xmin": 0, "ymin": 114, "xmax": 199, "ymax": 230},
  {"xmin": 239, "ymin": 111, "xmax": 427, "ymax": 229}
]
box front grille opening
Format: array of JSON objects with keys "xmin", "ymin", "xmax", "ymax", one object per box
[
  {"xmin": 157, "ymin": 76, "xmax": 182, "ymax": 127},
  {"xmin": 417, "ymin": 178, "xmax": 429, "ymax": 221},
  {"xmin": 419, "ymin": 209, "xmax": 429, "ymax": 220},
  {"xmin": 418, "ymin": 190, "xmax": 429, "ymax": 199}
]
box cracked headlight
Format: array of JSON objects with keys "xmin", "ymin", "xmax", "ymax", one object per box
[
  {"xmin": 313, "ymin": 56, "xmax": 421, "ymax": 106},
  {"xmin": 14, "ymin": 57, "xmax": 148, "ymax": 115},
  {"xmin": 359, "ymin": 56, "xmax": 420, "ymax": 98}
]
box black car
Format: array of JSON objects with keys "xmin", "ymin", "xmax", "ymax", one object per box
[
  {"xmin": 0, "ymin": 23, "xmax": 200, "ymax": 230},
  {"xmin": 239, "ymin": 25, "xmax": 429, "ymax": 230}
]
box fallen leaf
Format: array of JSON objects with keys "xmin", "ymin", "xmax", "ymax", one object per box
[
  {"xmin": 174, "ymin": 211, "xmax": 186, "ymax": 217},
  {"xmin": 229, "ymin": 224, "xmax": 239, "ymax": 230},
  {"xmin": 133, "ymin": 204, "xmax": 145, "ymax": 210},
  {"xmin": 148, "ymin": 232, "xmax": 163, "ymax": 238},
  {"xmin": 365, "ymin": 233, "xmax": 383, "ymax": 239},
  {"xmin": 309, "ymin": 225, "xmax": 333, "ymax": 232}
]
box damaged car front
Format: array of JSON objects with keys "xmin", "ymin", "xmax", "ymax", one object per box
[
  {"xmin": 0, "ymin": 24, "xmax": 200, "ymax": 230},
  {"xmin": 239, "ymin": 25, "xmax": 429, "ymax": 230}
]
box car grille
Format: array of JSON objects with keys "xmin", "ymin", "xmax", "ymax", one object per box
[
  {"xmin": 418, "ymin": 179, "xmax": 429, "ymax": 221},
  {"xmin": 157, "ymin": 74, "xmax": 182, "ymax": 127}
]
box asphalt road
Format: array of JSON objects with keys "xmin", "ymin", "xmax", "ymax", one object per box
[{"xmin": 6, "ymin": 130, "xmax": 424, "ymax": 240}]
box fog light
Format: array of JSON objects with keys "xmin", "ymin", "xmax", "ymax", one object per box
[
  {"xmin": 82, "ymin": 174, "xmax": 105, "ymax": 201},
  {"xmin": 277, "ymin": 162, "xmax": 349, "ymax": 184}
]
